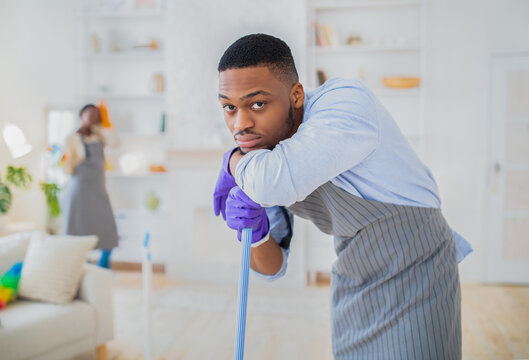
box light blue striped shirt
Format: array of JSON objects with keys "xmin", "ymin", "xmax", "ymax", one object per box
[{"xmin": 235, "ymin": 78, "xmax": 473, "ymax": 280}]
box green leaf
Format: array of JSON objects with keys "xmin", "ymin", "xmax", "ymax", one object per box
[
  {"xmin": 40, "ymin": 182, "xmax": 61, "ymax": 217},
  {"xmin": 0, "ymin": 181, "xmax": 13, "ymax": 214},
  {"xmin": 6, "ymin": 166, "xmax": 33, "ymax": 189}
]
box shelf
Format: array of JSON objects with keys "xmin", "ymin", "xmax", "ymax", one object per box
[
  {"xmin": 118, "ymin": 133, "xmax": 167, "ymax": 140},
  {"xmin": 83, "ymin": 93, "xmax": 165, "ymax": 101},
  {"xmin": 372, "ymin": 88, "xmax": 421, "ymax": 97},
  {"xmin": 79, "ymin": 53, "xmax": 164, "ymax": 61},
  {"xmin": 106, "ymin": 172, "xmax": 168, "ymax": 179},
  {"xmin": 312, "ymin": 0, "xmax": 421, "ymax": 10},
  {"xmin": 114, "ymin": 209, "xmax": 169, "ymax": 218},
  {"xmin": 313, "ymin": 45, "xmax": 420, "ymax": 54},
  {"xmin": 76, "ymin": 12, "xmax": 165, "ymax": 20}
]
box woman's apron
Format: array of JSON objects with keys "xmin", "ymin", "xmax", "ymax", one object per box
[
  {"xmin": 63, "ymin": 138, "xmax": 118, "ymax": 250},
  {"xmin": 288, "ymin": 182, "xmax": 461, "ymax": 360}
]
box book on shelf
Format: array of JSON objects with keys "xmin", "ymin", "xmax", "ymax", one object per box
[
  {"xmin": 313, "ymin": 21, "xmax": 325, "ymax": 46},
  {"xmin": 314, "ymin": 22, "xmax": 340, "ymax": 47}
]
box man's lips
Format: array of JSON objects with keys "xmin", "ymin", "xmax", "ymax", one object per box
[{"xmin": 235, "ymin": 135, "xmax": 262, "ymax": 149}]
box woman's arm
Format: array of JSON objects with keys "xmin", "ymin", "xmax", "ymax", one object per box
[{"xmin": 62, "ymin": 133, "xmax": 85, "ymax": 175}]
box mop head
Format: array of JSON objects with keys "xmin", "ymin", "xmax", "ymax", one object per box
[{"xmin": 0, "ymin": 262, "xmax": 23, "ymax": 309}]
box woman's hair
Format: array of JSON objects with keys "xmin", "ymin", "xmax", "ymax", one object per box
[{"xmin": 79, "ymin": 104, "xmax": 99, "ymax": 117}]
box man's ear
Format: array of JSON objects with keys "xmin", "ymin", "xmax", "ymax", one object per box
[{"xmin": 290, "ymin": 82, "xmax": 304, "ymax": 109}]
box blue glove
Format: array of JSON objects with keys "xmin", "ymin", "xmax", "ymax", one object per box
[
  {"xmin": 213, "ymin": 147, "xmax": 238, "ymax": 220},
  {"xmin": 226, "ymin": 186, "xmax": 270, "ymax": 246}
]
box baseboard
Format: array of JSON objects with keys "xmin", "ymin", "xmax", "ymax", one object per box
[{"xmin": 87, "ymin": 260, "xmax": 166, "ymax": 273}]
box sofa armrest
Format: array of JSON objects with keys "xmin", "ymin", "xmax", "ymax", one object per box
[{"xmin": 78, "ymin": 264, "xmax": 114, "ymax": 345}]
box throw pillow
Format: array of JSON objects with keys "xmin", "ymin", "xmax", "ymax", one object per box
[{"xmin": 18, "ymin": 233, "xmax": 97, "ymax": 304}]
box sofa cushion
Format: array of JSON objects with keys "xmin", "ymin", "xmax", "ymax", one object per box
[
  {"xmin": 0, "ymin": 300, "xmax": 96, "ymax": 360},
  {"xmin": 0, "ymin": 232, "xmax": 33, "ymax": 275},
  {"xmin": 18, "ymin": 234, "xmax": 97, "ymax": 304}
]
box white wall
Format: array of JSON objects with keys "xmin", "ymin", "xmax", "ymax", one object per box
[
  {"xmin": 423, "ymin": 0, "xmax": 529, "ymax": 281},
  {"xmin": 164, "ymin": 0, "xmax": 529, "ymax": 282},
  {"xmin": 165, "ymin": 0, "xmax": 307, "ymax": 149},
  {"xmin": 163, "ymin": 0, "xmax": 309, "ymax": 285},
  {"xmin": 0, "ymin": 0, "xmax": 76, "ymax": 229},
  {"xmin": 1, "ymin": 0, "xmax": 528, "ymax": 282}
]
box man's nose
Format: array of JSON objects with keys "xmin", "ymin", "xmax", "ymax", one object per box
[{"xmin": 234, "ymin": 110, "xmax": 253, "ymax": 132}]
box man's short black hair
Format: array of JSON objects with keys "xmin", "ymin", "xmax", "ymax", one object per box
[
  {"xmin": 218, "ymin": 33, "xmax": 299, "ymax": 85},
  {"xmin": 79, "ymin": 104, "xmax": 98, "ymax": 117}
]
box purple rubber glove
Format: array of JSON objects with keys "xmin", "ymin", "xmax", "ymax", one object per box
[
  {"xmin": 213, "ymin": 147, "xmax": 238, "ymax": 220},
  {"xmin": 226, "ymin": 186, "xmax": 270, "ymax": 246}
]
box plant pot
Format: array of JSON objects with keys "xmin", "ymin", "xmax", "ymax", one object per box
[{"xmin": 46, "ymin": 216, "xmax": 62, "ymax": 235}]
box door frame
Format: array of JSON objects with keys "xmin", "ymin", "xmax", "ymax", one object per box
[{"xmin": 483, "ymin": 52, "xmax": 529, "ymax": 284}]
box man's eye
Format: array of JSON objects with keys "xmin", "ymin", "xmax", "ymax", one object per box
[
  {"xmin": 251, "ymin": 102, "xmax": 264, "ymax": 110},
  {"xmin": 223, "ymin": 105, "xmax": 235, "ymax": 112}
]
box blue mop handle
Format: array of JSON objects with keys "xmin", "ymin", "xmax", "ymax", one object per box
[{"xmin": 234, "ymin": 227, "xmax": 252, "ymax": 360}]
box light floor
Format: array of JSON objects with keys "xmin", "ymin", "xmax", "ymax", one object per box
[{"xmin": 96, "ymin": 272, "xmax": 529, "ymax": 360}]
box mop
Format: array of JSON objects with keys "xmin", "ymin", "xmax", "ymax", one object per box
[
  {"xmin": 234, "ymin": 227, "xmax": 252, "ymax": 360},
  {"xmin": 142, "ymin": 231, "xmax": 153, "ymax": 360}
]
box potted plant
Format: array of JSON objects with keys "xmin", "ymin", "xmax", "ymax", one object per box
[
  {"xmin": 40, "ymin": 182, "xmax": 61, "ymax": 234},
  {"xmin": 0, "ymin": 165, "xmax": 33, "ymax": 228}
]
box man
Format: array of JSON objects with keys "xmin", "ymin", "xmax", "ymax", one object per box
[{"xmin": 213, "ymin": 34, "xmax": 472, "ymax": 359}]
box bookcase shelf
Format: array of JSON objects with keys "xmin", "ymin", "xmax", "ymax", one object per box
[
  {"xmin": 76, "ymin": 12, "xmax": 165, "ymax": 21},
  {"xmin": 76, "ymin": 0, "xmax": 170, "ymax": 265},
  {"xmin": 372, "ymin": 88, "xmax": 421, "ymax": 97},
  {"xmin": 79, "ymin": 53, "xmax": 164, "ymax": 61},
  {"xmin": 312, "ymin": 0, "xmax": 421, "ymax": 10},
  {"xmin": 105, "ymin": 172, "xmax": 168, "ymax": 179},
  {"xmin": 312, "ymin": 45, "xmax": 420, "ymax": 54},
  {"xmin": 304, "ymin": 0, "xmax": 427, "ymax": 280},
  {"xmin": 307, "ymin": 0, "xmax": 426, "ymax": 156},
  {"xmin": 84, "ymin": 93, "xmax": 165, "ymax": 101}
]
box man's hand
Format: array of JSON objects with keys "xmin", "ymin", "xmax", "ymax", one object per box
[
  {"xmin": 213, "ymin": 148, "xmax": 238, "ymax": 220},
  {"xmin": 217, "ymin": 148, "xmax": 283, "ymax": 275},
  {"xmin": 225, "ymin": 186, "xmax": 270, "ymax": 247}
]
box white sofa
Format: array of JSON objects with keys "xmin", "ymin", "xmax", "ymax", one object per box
[{"xmin": 0, "ymin": 233, "xmax": 114, "ymax": 360}]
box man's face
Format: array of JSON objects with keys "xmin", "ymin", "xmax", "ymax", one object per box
[{"xmin": 219, "ymin": 66, "xmax": 296, "ymax": 154}]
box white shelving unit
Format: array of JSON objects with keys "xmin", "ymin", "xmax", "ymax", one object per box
[
  {"xmin": 312, "ymin": 45, "xmax": 420, "ymax": 54},
  {"xmin": 304, "ymin": 0, "xmax": 427, "ymax": 281},
  {"xmin": 76, "ymin": 12, "xmax": 165, "ymax": 21},
  {"xmin": 75, "ymin": 0, "xmax": 170, "ymax": 266},
  {"xmin": 311, "ymin": 0, "xmax": 421, "ymax": 9},
  {"xmin": 307, "ymin": 0, "xmax": 426, "ymax": 156}
]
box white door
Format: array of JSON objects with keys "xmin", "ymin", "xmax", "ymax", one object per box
[{"xmin": 485, "ymin": 54, "xmax": 529, "ymax": 284}]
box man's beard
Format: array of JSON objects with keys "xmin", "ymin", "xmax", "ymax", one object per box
[{"xmin": 238, "ymin": 103, "xmax": 295, "ymax": 156}]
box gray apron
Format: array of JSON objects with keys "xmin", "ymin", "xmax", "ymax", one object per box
[
  {"xmin": 63, "ymin": 138, "xmax": 118, "ymax": 250},
  {"xmin": 288, "ymin": 182, "xmax": 461, "ymax": 360}
]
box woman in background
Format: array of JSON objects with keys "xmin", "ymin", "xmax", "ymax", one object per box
[{"xmin": 62, "ymin": 104, "xmax": 118, "ymax": 268}]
